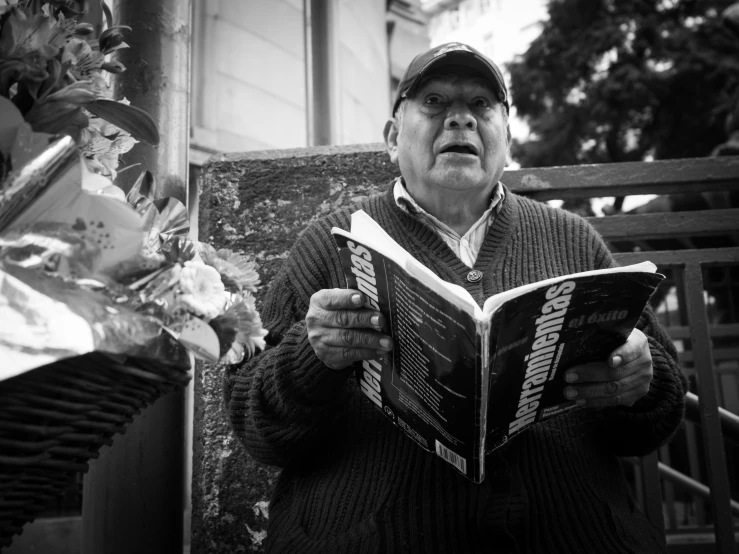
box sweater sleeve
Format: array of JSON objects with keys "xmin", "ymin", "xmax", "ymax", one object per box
[
  {"xmin": 586, "ymin": 224, "xmax": 687, "ymax": 457},
  {"xmin": 223, "ymin": 218, "xmax": 355, "ymax": 467}
]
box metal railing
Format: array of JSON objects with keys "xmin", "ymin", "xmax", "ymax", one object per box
[
  {"xmin": 505, "ymin": 156, "xmax": 739, "ymax": 553},
  {"xmin": 627, "ymin": 391, "xmax": 739, "ymax": 521}
]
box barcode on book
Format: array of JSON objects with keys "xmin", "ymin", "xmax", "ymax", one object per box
[{"xmin": 435, "ymin": 440, "xmax": 467, "ymax": 474}]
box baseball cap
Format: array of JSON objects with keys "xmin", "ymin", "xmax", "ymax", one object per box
[{"xmin": 392, "ymin": 42, "xmax": 509, "ymax": 115}]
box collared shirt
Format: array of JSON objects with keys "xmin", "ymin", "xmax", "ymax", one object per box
[{"xmin": 393, "ymin": 177, "xmax": 505, "ymax": 268}]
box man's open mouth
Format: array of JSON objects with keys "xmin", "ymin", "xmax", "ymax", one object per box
[{"xmin": 440, "ymin": 144, "xmax": 478, "ymax": 155}]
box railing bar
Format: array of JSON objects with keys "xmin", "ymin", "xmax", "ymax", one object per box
[
  {"xmin": 674, "ymin": 266, "xmax": 692, "ymax": 353},
  {"xmin": 612, "ymin": 247, "xmax": 739, "ymax": 266},
  {"xmin": 679, "ymin": 348, "xmax": 739, "ymax": 365},
  {"xmin": 684, "ymin": 399, "xmax": 739, "ymax": 446},
  {"xmin": 518, "ymin": 181, "xmax": 739, "ymax": 201},
  {"xmin": 628, "ymin": 457, "xmax": 739, "ymax": 520},
  {"xmin": 720, "ymin": 370, "xmax": 739, "ymax": 417},
  {"xmin": 683, "ymin": 263, "xmax": 736, "ymax": 553},
  {"xmin": 685, "ymin": 392, "xmax": 739, "ymax": 438},
  {"xmin": 639, "ymin": 451, "xmax": 666, "ymax": 542},
  {"xmin": 633, "ymin": 460, "xmax": 644, "ymax": 518},
  {"xmin": 682, "ymin": 419, "xmax": 706, "ymax": 526},
  {"xmin": 674, "ymin": 266, "xmax": 703, "ymax": 526},
  {"xmin": 504, "ymin": 156, "xmax": 739, "ymax": 198},
  {"xmin": 588, "ymin": 209, "xmax": 739, "ymax": 241},
  {"xmin": 665, "ymin": 324, "xmax": 739, "ymax": 340},
  {"xmin": 655, "ymin": 462, "xmax": 739, "ymax": 518},
  {"xmin": 659, "ymin": 445, "xmax": 677, "ymax": 532}
]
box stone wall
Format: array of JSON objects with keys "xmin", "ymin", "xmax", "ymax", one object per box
[{"xmin": 191, "ymin": 143, "xmax": 399, "ymax": 553}]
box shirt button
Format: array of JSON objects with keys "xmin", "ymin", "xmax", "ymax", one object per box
[{"xmin": 467, "ymin": 270, "xmax": 483, "ymax": 283}]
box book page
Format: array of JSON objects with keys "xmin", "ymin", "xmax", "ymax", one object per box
[
  {"xmin": 482, "ymin": 261, "xmax": 657, "ymax": 317},
  {"xmin": 332, "ymin": 227, "xmax": 487, "ymax": 482},
  {"xmin": 350, "ymin": 210, "xmax": 483, "ymax": 319}
]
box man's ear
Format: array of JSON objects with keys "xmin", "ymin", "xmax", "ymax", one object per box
[{"xmin": 383, "ymin": 118, "xmax": 400, "ymax": 165}]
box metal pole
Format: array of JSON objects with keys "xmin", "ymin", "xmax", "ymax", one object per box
[
  {"xmin": 309, "ymin": 0, "xmax": 337, "ymax": 146},
  {"xmin": 81, "ymin": 0, "xmax": 192, "ymax": 552},
  {"xmin": 683, "ymin": 263, "xmax": 736, "ymax": 553},
  {"xmin": 108, "ymin": 0, "xmax": 192, "ymax": 204}
]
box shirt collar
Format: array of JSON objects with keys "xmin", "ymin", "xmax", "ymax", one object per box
[{"xmin": 393, "ymin": 177, "xmax": 505, "ymax": 235}]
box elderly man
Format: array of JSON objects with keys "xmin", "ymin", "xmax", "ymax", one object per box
[{"xmin": 224, "ymin": 43, "xmax": 685, "ymax": 553}]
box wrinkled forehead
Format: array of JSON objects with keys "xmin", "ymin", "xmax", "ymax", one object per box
[{"xmin": 414, "ymin": 67, "xmax": 497, "ymax": 96}]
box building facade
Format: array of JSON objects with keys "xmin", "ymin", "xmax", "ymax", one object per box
[{"xmin": 189, "ymin": 0, "xmax": 430, "ymax": 166}]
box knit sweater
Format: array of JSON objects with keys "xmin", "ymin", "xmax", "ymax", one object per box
[{"xmin": 224, "ymin": 187, "xmax": 686, "ymax": 554}]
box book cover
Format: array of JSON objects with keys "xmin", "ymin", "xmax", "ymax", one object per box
[
  {"xmin": 483, "ymin": 271, "xmax": 665, "ymax": 454},
  {"xmin": 333, "ymin": 232, "xmax": 486, "ymax": 481},
  {"xmin": 332, "ymin": 211, "xmax": 664, "ymax": 483}
]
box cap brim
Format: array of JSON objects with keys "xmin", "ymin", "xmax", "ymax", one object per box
[{"xmin": 398, "ymin": 51, "xmax": 508, "ymax": 113}]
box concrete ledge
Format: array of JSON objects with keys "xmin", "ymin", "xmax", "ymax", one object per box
[
  {"xmin": 204, "ymin": 142, "xmax": 386, "ymax": 163},
  {"xmin": 192, "ymin": 143, "xmax": 398, "ymax": 554}
]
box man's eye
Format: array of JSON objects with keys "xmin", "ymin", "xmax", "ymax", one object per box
[
  {"xmin": 473, "ymin": 97, "xmax": 491, "ymax": 108},
  {"xmin": 425, "ymin": 95, "xmax": 443, "ymax": 105}
]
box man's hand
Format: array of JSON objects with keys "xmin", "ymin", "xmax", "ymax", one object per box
[
  {"xmin": 306, "ymin": 289, "xmax": 393, "ymax": 371},
  {"xmin": 563, "ymin": 328, "xmax": 652, "ymax": 409}
]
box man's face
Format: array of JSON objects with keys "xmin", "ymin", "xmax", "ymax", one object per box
[{"xmin": 385, "ymin": 71, "xmax": 509, "ymax": 197}]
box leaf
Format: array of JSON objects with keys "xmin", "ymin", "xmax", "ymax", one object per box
[
  {"xmin": 0, "ymin": 96, "xmax": 25, "ymax": 156},
  {"xmin": 25, "ymin": 100, "xmax": 88, "ymax": 139},
  {"xmin": 170, "ymin": 316, "xmax": 221, "ymax": 362},
  {"xmin": 101, "ymin": 1, "xmax": 114, "ymax": 30},
  {"xmin": 86, "ymin": 99, "xmax": 160, "ymax": 145}
]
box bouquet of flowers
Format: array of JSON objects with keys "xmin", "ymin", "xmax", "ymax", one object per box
[
  {"xmin": 0, "ymin": 1, "xmax": 267, "ymax": 380},
  {"xmin": 0, "ymin": 0, "xmax": 158, "ymax": 179},
  {"xmin": 0, "ymin": 136, "xmax": 268, "ymax": 380}
]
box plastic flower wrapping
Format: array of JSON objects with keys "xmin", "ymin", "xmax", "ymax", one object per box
[
  {"xmin": 0, "ymin": 133, "xmax": 268, "ymax": 381},
  {"xmin": 0, "ymin": 0, "xmax": 267, "ymax": 381},
  {"xmin": 0, "ymin": 0, "xmax": 159, "ymax": 178}
]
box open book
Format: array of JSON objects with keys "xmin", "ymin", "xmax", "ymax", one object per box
[{"xmin": 331, "ymin": 210, "xmax": 664, "ymax": 483}]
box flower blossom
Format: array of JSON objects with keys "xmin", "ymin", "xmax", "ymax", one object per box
[
  {"xmin": 217, "ymin": 293, "xmax": 268, "ymax": 363},
  {"xmin": 178, "ymin": 260, "xmax": 228, "ymax": 320},
  {"xmin": 199, "ymin": 243, "xmax": 260, "ymax": 293},
  {"xmin": 79, "ymin": 115, "xmax": 138, "ymax": 179}
]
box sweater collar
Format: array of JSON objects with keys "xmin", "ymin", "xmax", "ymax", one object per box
[{"xmin": 376, "ymin": 182, "xmax": 519, "ymax": 275}]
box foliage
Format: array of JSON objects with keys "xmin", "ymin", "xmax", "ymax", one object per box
[
  {"xmin": 508, "ymin": 0, "xmax": 739, "ymax": 167},
  {"xmin": 0, "ymin": 2, "xmax": 267, "ymax": 368},
  {"xmin": 0, "ymin": 0, "xmax": 158, "ymax": 180}
]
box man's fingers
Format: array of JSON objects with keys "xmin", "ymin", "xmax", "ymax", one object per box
[
  {"xmin": 307, "ymin": 319, "xmax": 391, "ymax": 351},
  {"xmin": 307, "ymin": 306, "xmax": 384, "ymax": 330},
  {"xmin": 563, "ymin": 328, "xmax": 653, "ymax": 408},
  {"xmin": 609, "ymin": 328, "xmax": 649, "ymax": 367},
  {"xmin": 309, "ymin": 289, "xmax": 384, "ymax": 329},
  {"xmin": 320, "ymin": 347, "xmax": 388, "ymax": 371},
  {"xmin": 312, "ymin": 288, "xmax": 366, "ymax": 311},
  {"xmin": 307, "ymin": 288, "xmax": 392, "ymax": 370},
  {"xmin": 564, "ymin": 371, "xmax": 650, "ymax": 408},
  {"xmin": 310, "ymin": 328, "xmax": 393, "ymax": 371},
  {"xmin": 321, "ymin": 327, "xmax": 391, "ymax": 350},
  {"xmin": 564, "ymin": 361, "xmax": 637, "ymax": 384}
]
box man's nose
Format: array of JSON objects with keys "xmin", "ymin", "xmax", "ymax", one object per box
[{"xmin": 444, "ymin": 101, "xmax": 477, "ymax": 130}]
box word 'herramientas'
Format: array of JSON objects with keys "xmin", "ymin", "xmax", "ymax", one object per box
[
  {"xmin": 348, "ymin": 241, "xmax": 383, "ymax": 408},
  {"xmin": 508, "ymin": 280, "xmax": 576, "ymax": 436}
]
